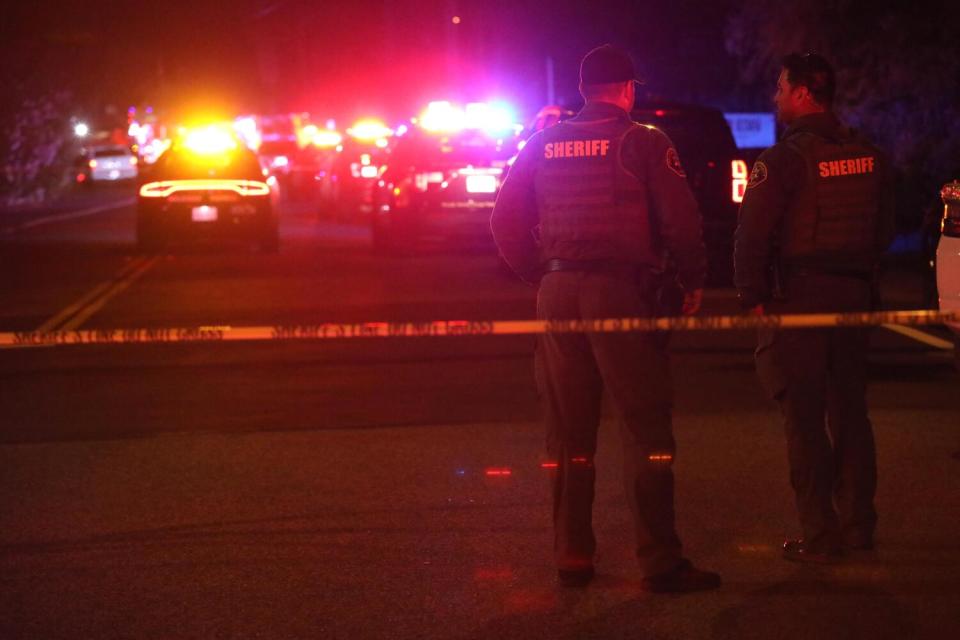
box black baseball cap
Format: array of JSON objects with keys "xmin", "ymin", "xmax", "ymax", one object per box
[{"xmin": 579, "ymin": 44, "xmax": 644, "ymax": 85}]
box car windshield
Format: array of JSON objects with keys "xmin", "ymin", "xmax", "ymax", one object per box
[
  {"xmin": 151, "ymin": 148, "xmax": 264, "ymax": 180},
  {"xmin": 389, "ymin": 129, "xmax": 520, "ymax": 170}
]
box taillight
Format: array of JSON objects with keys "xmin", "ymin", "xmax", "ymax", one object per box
[
  {"xmin": 942, "ymin": 181, "xmax": 960, "ymax": 238},
  {"xmin": 138, "ymin": 179, "xmax": 272, "ymax": 198},
  {"xmin": 731, "ymin": 159, "xmax": 748, "ymax": 204}
]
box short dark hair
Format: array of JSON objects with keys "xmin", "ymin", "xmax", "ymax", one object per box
[
  {"xmin": 781, "ymin": 53, "xmax": 836, "ymax": 107},
  {"xmin": 580, "ymin": 81, "xmax": 628, "ymax": 101}
]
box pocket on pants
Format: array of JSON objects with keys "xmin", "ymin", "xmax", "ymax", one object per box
[{"xmin": 755, "ymin": 329, "xmax": 787, "ymax": 401}]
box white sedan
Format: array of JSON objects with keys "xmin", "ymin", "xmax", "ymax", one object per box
[{"xmin": 86, "ymin": 145, "xmax": 138, "ymax": 182}]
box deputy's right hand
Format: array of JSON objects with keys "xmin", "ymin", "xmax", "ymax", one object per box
[{"xmin": 681, "ymin": 288, "xmax": 703, "ymax": 316}]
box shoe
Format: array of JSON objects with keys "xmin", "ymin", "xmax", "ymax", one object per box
[
  {"xmin": 557, "ymin": 566, "xmax": 594, "ymax": 588},
  {"xmin": 640, "ymin": 559, "xmax": 721, "ymax": 593},
  {"xmin": 782, "ymin": 539, "xmax": 843, "ymax": 564}
]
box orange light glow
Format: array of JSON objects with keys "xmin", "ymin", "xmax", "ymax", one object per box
[
  {"xmin": 139, "ymin": 179, "xmax": 271, "ymax": 198},
  {"xmin": 648, "ymin": 454, "xmax": 673, "ymax": 462},
  {"xmin": 731, "ymin": 159, "xmax": 748, "ymax": 203},
  {"xmin": 347, "ymin": 119, "xmax": 393, "ymax": 142},
  {"xmin": 182, "ymin": 125, "xmax": 238, "ymax": 155},
  {"xmin": 88, "ymin": 159, "xmax": 97, "ymax": 168},
  {"xmin": 312, "ymin": 129, "xmax": 343, "ymax": 148}
]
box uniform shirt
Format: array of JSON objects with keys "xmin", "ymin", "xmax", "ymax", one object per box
[
  {"xmin": 490, "ymin": 101, "xmax": 706, "ymax": 290},
  {"xmin": 734, "ymin": 112, "xmax": 896, "ymax": 309}
]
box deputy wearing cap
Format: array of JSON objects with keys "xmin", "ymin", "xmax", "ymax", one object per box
[
  {"xmin": 735, "ymin": 53, "xmax": 895, "ymax": 563},
  {"xmin": 491, "ymin": 44, "xmax": 719, "ymax": 592}
]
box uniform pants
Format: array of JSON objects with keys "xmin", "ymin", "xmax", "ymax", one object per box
[
  {"xmin": 756, "ymin": 275, "xmax": 878, "ymax": 550},
  {"xmin": 535, "ymin": 271, "xmax": 682, "ymax": 577}
]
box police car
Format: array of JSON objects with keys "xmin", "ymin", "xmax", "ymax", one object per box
[
  {"xmin": 136, "ymin": 125, "xmax": 279, "ymax": 252},
  {"xmin": 529, "ymin": 101, "xmax": 744, "ymax": 285},
  {"xmin": 370, "ymin": 102, "xmax": 522, "ymax": 254},
  {"xmin": 316, "ymin": 119, "xmax": 392, "ymax": 220},
  {"xmin": 937, "ymin": 180, "xmax": 960, "ymax": 346}
]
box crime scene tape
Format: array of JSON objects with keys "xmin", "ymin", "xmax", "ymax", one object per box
[{"xmin": 1, "ymin": 309, "xmax": 957, "ymax": 349}]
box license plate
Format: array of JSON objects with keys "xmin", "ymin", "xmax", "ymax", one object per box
[
  {"xmin": 192, "ymin": 205, "xmax": 218, "ymax": 222},
  {"xmin": 465, "ymin": 175, "xmax": 497, "ymax": 194}
]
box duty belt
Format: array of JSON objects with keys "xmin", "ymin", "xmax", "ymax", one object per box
[
  {"xmin": 544, "ymin": 258, "xmax": 653, "ymax": 280},
  {"xmin": 784, "ymin": 265, "xmax": 875, "ymax": 282}
]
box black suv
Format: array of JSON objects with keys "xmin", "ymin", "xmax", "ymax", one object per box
[{"xmin": 370, "ymin": 127, "xmax": 521, "ymax": 254}]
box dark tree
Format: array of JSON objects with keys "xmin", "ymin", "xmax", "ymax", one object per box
[{"xmin": 725, "ymin": 0, "xmax": 960, "ymax": 230}]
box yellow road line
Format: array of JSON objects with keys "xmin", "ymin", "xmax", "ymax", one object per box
[
  {"xmin": 60, "ymin": 256, "xmax": 161, "ymax": 331},
  {"xmin": 881, "ymin": 324, "xmax": 955, "ymax": 350},
  {"xmin": 35, "ymin": 257, "xmax": 148, "ymax": 333}
]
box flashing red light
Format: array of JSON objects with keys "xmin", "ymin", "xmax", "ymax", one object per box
[
  {"xmin": 731, "ymin": 159, "xmax": 749, "ymax": 204},
  {"xmin": 76, "ymin": 173, "xmax": 86, "ymax": 183},
  {"xmin": 654, "ymin": 109, "xmax": 666, "ymax": 117}
]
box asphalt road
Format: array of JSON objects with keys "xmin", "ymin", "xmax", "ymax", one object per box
[{"xmin": 1, "ymin": 186, "xmax": 958, "ymax": 639}]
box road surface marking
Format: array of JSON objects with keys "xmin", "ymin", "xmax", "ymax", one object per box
[
  {"xmin": 60, "ymin": 256, "xmax": 161, "ymax": 331},
  {"xmin": 881, "ymin": 324, "xmax": 955, "ymax": 350},
  {"xmin": 34, "ymin": 255, "xmax": 159, "ymax": 332},
  {"xmin": 1, "ymin": 198, "xmax": 135, "ymax": 235}
]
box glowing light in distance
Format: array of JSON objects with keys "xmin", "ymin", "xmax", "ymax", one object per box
[
  {"xmin": 465, "ymin": 102, "xmax": 516, "ymax": 134},
  {"xmin": 347, "ymin": 119, "xmax": 393, "ymax": 141},
  {"xmin": 183, "ymin": 126, "xmax": 238, "ymax": 155},
  {"xmin": 420, "ymin": 101, "xmax": 466, "ymax": 133},
  {"xmin": 233, "ymin": 116, "xmax": 261, "ymax": 151},
  {"xmin": 88, "ymin": 159, "xmax": 97, "ymax": 168},
  {"xmin": 312, "ymin": 129, "xmax": 343, "ymax": 148},
  {"xmin": 731, "ymin": 159, "xmax": 748, "ymax": 204},
  {"xmin": 484, "ymin": 468, "xmax": 512, "ymax": 477},
  {"xmin": 271, "ymin": 155, "xmax": 289, "ymax": 168},
  {"xmin": 74, "ymin": 122, "xmax": 89, "ymax": 137},
  {"xmin": 360, "ymin": 165, "xmax": 379, "ymax": 179}
]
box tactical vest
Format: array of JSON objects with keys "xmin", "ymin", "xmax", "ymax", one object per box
[
  {"xmin": 534, "ymin": 117, "xmax": 651, "ymax": 263},
  {"xmin": 781, "ymin": 129, "xmax": 883, "ymax": 270}
]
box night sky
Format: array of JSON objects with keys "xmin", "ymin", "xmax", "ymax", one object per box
[{"xmin": 2, "ymin": 0, "xmax": 742, "ymax": 123}]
